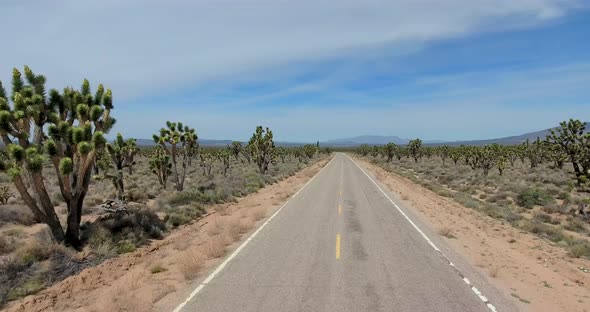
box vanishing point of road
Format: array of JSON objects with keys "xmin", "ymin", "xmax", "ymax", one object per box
[{"xmin": 173, "ymin": 153, "xmax": 517, "ymax": 312}]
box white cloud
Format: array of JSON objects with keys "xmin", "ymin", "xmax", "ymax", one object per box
[{"xmin": 0, "ymin": 0, "xmax": 583, "ymax": 98}]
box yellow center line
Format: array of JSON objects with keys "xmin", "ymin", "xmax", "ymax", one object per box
[
  {"xmin": 336, "ymin": 234, "xmax": 341, "ymax": 260},
  {"xmin": 338, "ymin": 204, "xmax": 342, "ymax": 215}
]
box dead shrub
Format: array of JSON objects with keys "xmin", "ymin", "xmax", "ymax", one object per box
[
  {"xmin": 179, "ymin": 250, "xmax": 206, "ymax": 280},
  {"xmin": 203, "ymin": 238, "xmax": 226, "ymax": 259}
]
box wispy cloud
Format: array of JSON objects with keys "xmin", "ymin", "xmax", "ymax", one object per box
[{"xmin": 0, "ymin": 0, "xmax": 584, "ymax": 98}]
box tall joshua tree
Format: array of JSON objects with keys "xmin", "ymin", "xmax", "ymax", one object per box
[
  {"xmin": 248, "ymin": 126, "xmax": 275, "ymax": 174},
  {"xmin": 153, "ymin": 122, "xmax": 197, "ymax": 191},
  {"xmin": 105, "ymin": 133, "xmax": 139, "ymax": 200},
  {"xmin": 149, "ymin": 145, "xmax": 172, "ymax": 189},
  {"xmin": 408, "ymin": 138, "xmax": 423, "ymax": 162},
  {"xmin": 0, "ymin": 66, "xmax": 114, "ymax": 246}
]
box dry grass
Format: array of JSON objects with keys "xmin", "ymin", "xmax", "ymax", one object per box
[
  {"xmin": 178, "ymin": 250, "xmax": 206, "ymax": 280},
  {"xmin": 252, "ymin": 207, "xmax": 267, "ymax": 221},
  {"xmin": 438, "ymin": 227, "xmax": 456, "ymax": 239},
  {"xmin": 151, "ymin": 283, "xmax": 176, "ymax": 303},
  {"xmin": 206, "ymin": 220, "xmax": 224, "ymax": 237},
  {"xmin": 203, "ymin": 238, "xmax": 226, "ymax": 259},
  {"xmin": 489, "ymin": 266, "xmax": 499, "ymax": 278}
]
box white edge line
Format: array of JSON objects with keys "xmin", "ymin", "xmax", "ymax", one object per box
[
  {"xmin": 172, "ymin": 155, "xmax": 336, "ymax": 312},
  {"xmin": 346, "ymin": 155, "xmax": 498, "ymax": 312}
]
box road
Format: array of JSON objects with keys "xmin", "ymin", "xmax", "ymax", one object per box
[{"xmin": 174, "ymin": 153, "xmax": 516, "ymax": 312}]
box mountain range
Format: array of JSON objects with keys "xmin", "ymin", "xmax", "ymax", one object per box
[{"xmin": 133, "ymin": 122, "xmax": 589, "ymax": 147}]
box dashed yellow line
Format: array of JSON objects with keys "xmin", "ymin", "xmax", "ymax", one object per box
[
  {"xmin": 338, "ymin": 204, "xmax": 342, "ymax": 215},
  {"xmin": 336, "ymin": 234, "xmax": 341, "ymax": 260}
]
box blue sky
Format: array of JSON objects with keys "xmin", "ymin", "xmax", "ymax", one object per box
[{"xmin": 1, "ymin": 1, "xmax": 589, "ymax": 142}]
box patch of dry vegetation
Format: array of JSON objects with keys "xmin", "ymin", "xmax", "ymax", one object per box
[{"xmin": 366, "ymin": 154, "xmax": 590, "ymax": 259}]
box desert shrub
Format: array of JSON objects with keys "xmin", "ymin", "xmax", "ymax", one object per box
[
  {"xmin": 14, "ymin": 241, "xmax": 53, "ymax": 265},
  {"xmin": 516, "ymin": 189, "xmax": 553, "ymax": 209},
  {"xmin": 453, "ymin": 193, "xmax": 480, "ymax": 209},
  {"xmin": 563, "ymin": 217, "xmax": 589, "ymax": 233},
  {"xmin": 541, "ymin": 203, "xmax": 568, "ymax": 214},
  {"xmin": 519, "ymin": 221, "xmax": 565, "ymax": 243},
  {"xmin": 116, "ymin": 241, "xmax": 136, "ymax": 254},
  {"xmin": 0, "ymin": 236, "xmax": 15, "ymax": 254},
  {"xmin": 568, "ymin": 240, "xmax": 590, "ymax": 259},
  {"xmin": 168, "ymin": 191, "xmax": 222, "ymax": 207},
  {"xmin": 0, "ymin": 205, "xmax": 36, "ymax": 225},
  {"xmin": 533, "ymin": 212, "xmax": 559, "ymax": 225},
  {"xmin": 486, "ymin": 192, "xmax": 508, "ymax": 204},
  {"xmin": 165, "ymin": 204, "xmax": 206, "ymax": 227},
  {"xmin": 83, "ymin": 208, "xmax": 166, "ymax": 252}
]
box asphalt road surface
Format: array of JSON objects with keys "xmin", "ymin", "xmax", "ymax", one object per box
[{"xmin": 174, "ymin": 153, "xmax": 517, "ymax": 312}]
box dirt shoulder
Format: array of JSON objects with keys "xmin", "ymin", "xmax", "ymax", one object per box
[
  {"xmin": 355, "ymin": 156, "xmax": 590, "ymax": 312},
  {"xmin": 3, "ymin": 157, "xmax": 332, "ymax": 312}
]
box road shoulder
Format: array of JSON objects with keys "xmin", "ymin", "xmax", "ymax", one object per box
[{"xmin": 353, "ymin": 155, "xmax": 590, "ymax": 312}]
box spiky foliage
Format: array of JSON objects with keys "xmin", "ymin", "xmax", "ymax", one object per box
[
  {"xmin": 200, "ymin": 152, "xmax": 214, "ymax": 176},
  {"xmin": 218, "ymin": 149, "xmax": 231, "ymax": 177},
  {"xmin": 408, "ymin": 138, "xmax": 423, "ymax": 162},
  {"xmin": 276, "ymin": 146, "xmax": 287, "ymax": 163},
  {"xmin": 438, "ymin": 145, "xmax": 450, "ymax": 166},
  {"xmin": 230, "ymin": 141, "xmax": 242, "ymax": 160},
  {"xmin": 149, "ymin": 145, "xmax": 172, "ymax": 189},
  {"xmin": 248, "ymin": 126, "xmax": 276, "ymax": 174},
  {"xmin": 383, "ymin": 143, "xmax": 397, "ymax": 162},
  {"xmin": 104, "ymin": 133, "xmax": 139, "ymax": 200},
  {"xmin": 0, "ymin": 185, "xmax": 14, "ymax": 205},
  {"xmin": 357, "ymin": 144, "xmax": 370, "ymax": 156},
  {"xmin": 0, "ymin": 66, "xmax": 114, "ymax": 246},
  {"xmin": 302, "ymin": 144, "xmax": 317, "ymax": 159},
  {"xmin": 523, "ymin": 138, "xmax": 544, "ymax": 168},
  {"xmin": 153, "ymin": 121, "xmax": 198, "ymax": 191},
  {"xmin": 547, "ymin": 119, "xmax": 590, "ymax": 184}
]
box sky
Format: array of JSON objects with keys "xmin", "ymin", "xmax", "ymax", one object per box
[{"xmin": 1, "ymin": 0, "xmax": 589, "ymax": 142}]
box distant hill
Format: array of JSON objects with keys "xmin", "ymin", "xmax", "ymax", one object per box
[
  {"xmin": 322, "ymin": 135, "xmax": 445, "ymax": 147},
  {"xmin": 436, "ymin": 122, "xmax": 590, "ymax": 146},
  {"xmin": 89, "ymin": 121, "xmax": 590, "ymax": 148}
]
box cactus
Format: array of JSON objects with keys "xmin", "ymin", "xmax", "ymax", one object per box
[
  {"xmin": 200, "ymin": 152, "xmax": 213, "ymax": 176},
  {"xmin": 149, "ymin": 145, "xmax": 172, "ymax": 189},
  {"xmin": 303, "ymin": 144, "xmax": 317, "ymax": 159},
  {"xmin": 408, "ymin": 139, "xmax": 423, "ymax": 162},
  {"xmin": 439, "ymin": 145, "xmax": 450, "ymax": 165},
  {"xmin": 357, "ymin": 144, "xmax": 370, "ymax": 156},
  {"xmin": 276, "ymin": 146, "xmax": 287, "ymax": 163},
  {"xmin": 219, "ymin": 149, "xmax": 231, "ymax": 177},
  {"xmin": 0, "ymin": 185, "xmax": 14, "ymax": 205},
  {"xmin": 0, "ymin": 66, "xmax": 114, "ymax": 246},
  {"xmin": 104, "ymin": 133, "xmax": 139, "ymax": 200},
  {"xmin": 383, "ymin": 143, "xmax": 397, "ymax": 162},
  {"xmin": 248, "ymin": 126, "xmax": 276, "ymax": 174},
  {"xmin": 230, "ymin": 141, "xmax": 242, "ymax": 160},
  {"xmin": 153, "ymin": 121, "xmax": 198, "ymax": 191},
  {"xmin": 547, "ymin": 119, "xmax": 589, "ymax": 184}
]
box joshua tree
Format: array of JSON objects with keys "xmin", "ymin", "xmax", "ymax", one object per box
[
  {"xmin": 276, "ymin": 146, "xmax": 287, "ymax": 163},
  {"xmin": 149, "ymin": 145, "xmax": 172, "ymax": 189},
  {"xmin": 230, "ymin": 141, "xmax": 242, "ymax": 160},
  {"xmin": 219, "ymin": 149, "xmax": 231, "ymax": 177},
  {"xmin": 547, "ymin": 119, "xmax": 589, "ymax": 184},
  {"xmin": 200, "ymin": 152, "xmax": 214, "ymax": 176},
  {"xmin": 104, "ymin": 133, "xmax": 139, "ymax": 200},
  {"xmin": 439, "ymin": 145, "xmax": 450, "ymax": 166},
  {"xmin": 303, "ymin": 144, "xmax": 317, "ymax": 159},
  {"xmin": 408, "ymin": 139, "xmax": 423, "ymax": 162},
  {"xmin": 357, "ymin": 144, "xmax": 370, "ymax": 156},
  {"xmin": 248, "ymin": 126, "xmax": 276, "ymax": 174},
  {"xmin": 153, "ymin": 122, "xmax": 197, "ymax": 191},
  {"xmin": 0, "ymin": 66, "xmax": 114, "ymax": 246},
  {"xmin": 383, "ymin": 143, "xmax": 397, "ymax": 162}
]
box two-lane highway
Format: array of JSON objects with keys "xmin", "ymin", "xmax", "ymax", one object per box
[{"xmin": 174, "ymin": 153, "xmax": 516, "ymax": 312}]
